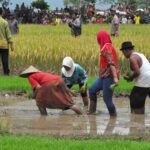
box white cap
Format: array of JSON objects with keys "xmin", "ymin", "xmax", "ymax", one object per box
[{"xmin": 62, "ymin": 57, "xmax": 76, "ymax": 77}]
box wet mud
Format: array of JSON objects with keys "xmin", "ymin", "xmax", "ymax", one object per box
[{"xmin": 0, "ymin": 95, "xmax": 150, "ymax": 137}]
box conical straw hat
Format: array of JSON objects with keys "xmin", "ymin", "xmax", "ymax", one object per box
[{"xmin": 20, "ymin": 65, "xmax": 41, "ymax": 77}]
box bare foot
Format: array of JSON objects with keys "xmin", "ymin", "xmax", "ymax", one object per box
[
  {"xmin": 38, "ymin": 106, "xmax": 47, "ymax": 115},
  {"xmin": 71, "ymin": 105, "xmax": 82, "ymax": 115}
]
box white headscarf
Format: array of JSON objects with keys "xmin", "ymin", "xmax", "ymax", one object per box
[{"xmin": 61, "ymin": 57, "xmax": 76, "ymax": 77}]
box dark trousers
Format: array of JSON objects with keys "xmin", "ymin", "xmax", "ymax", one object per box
[
  {"xmin": 130, "ymin": 86, "xmax": 150, "ymax": 109},
  {"xmin": 0, "ymin": 49, "xmax": 10, "ymax": 75}
]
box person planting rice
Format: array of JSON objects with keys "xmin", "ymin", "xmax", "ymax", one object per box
[
  {"xmin": 61, "ymin": 56, "xmax": 89, "ymax": 107},
  {"xmin": 120, "ymin": 41, "xmax": 150, "ymax": 114},
  {"xmin": 20, "ymin": 66, "xmax": 82, "ymax": 115},
  {"xmin": 88, "ymin": 30, "xmax": 119, "ymax": 116}
]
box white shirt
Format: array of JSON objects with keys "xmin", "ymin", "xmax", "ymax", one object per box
[
  {"xmin": 133, "ymin": 52, "xmax": 150, "ymax": 87},
  {"xmin": 121, "ymin": 17, "xmax": 127, "ymax": 24}
]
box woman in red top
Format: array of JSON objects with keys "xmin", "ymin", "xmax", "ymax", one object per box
[
  {"xmin": 20, "ymin": 66, "xmax": 82, "ymax": 115},
  {"xmin": 88, "ymin": 30, "xmax": 119, "ymax": 116}
]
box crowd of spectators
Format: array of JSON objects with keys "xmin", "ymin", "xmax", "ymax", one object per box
[{"xmin": 2, "ymin": 2, "xmax": 150, "ymax": 25}]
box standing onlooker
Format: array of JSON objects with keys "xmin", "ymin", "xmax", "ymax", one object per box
[
  {"xmin": 127, "ymin": 16, "xmax": 133, "ymax": 24},
  {"xmin": 120, "ymin": 41, "xmax": 150, "ymax": 114},
  {"xmin": 110, "ymin": 8, "xmax": 120, "ymax": 36},
  {"xmin": 88, "ymin": 30, "xmax": 119, "ymax": 116},
  {"xmin": 0, "ymin": 7, "xmax": 14, "ymax": 75},
  {"xmin": 134, "ymin": 14, "xmax": 141, "ymax": 24},
  {"xmin": 8, "ymin": 14, "xmax": 19, "ymax": 35},
  {"xmin": 121, "ymin": 15, "xmax": 128, "ymax": 24},
  {"xmin": 68, "ymin": 14, "xmax": 82, "ymax": 37},
  {"xmin": 61, "ymin": 56, "xmax": 89, "ymax": 107}
]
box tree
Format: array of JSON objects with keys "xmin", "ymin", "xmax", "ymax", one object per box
[
  {"xmin": 85, "ymin": 0, "xmax": 96, "ymax": 4},
  {"xmin": 98, "ymin": 0, "xmax": 139, "ymax": 10},
  {"xmin": 138, "ymin": 0, "xmax": 150, "ymax": 8},
  {"xmin": 0, "ymin": 0, "xmax": 10, "ymax": 8},
  {"xmin": 63, "ymin": 0, "xmax": 148, "ymax": 11},
  {"xmin": 128, "ymin": 0, "xmax": 138, "ymax": 10},
  {"xmin": 63, "ymin": 0, "xmax": 70, "ymax": 6},
  {"xmin": 63, "ymin": 0, "xmax": 96, "ymax": 8},
  {"xmin": 70, "ymin": 0, "xmax": 84, "ymax": 8},
  {"xmin": 31, "ymin": 0, "xmax": 49, "ymax": 10}
]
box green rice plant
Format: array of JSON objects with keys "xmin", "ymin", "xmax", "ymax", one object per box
[
  {"xmin": 0, "ymin": 76, "xmax": 133, "ymax": 93},
  {"xmin": 0, "ymin": 76, "xmax": 31, "ymax": 91},
  {"xmin": 0, "ymin": 135, "xmax": 150, "ymax": 150},
  {"xmin": 8, "ymin": 24, "xmax": 150, "ymax": 76}
]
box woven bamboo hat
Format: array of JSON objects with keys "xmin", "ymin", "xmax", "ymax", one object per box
[{"xmin": 20, "ymin": 65, "xmax": 41, "ymax": 77}]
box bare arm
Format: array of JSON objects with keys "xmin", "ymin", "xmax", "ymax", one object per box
[{"xmin": 124, "ymin": 55, "xmax": 141, "ymax": 81}]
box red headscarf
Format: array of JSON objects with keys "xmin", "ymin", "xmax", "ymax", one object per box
[{"xmin": 97, "ymin": 30, "xmax": 112, "ymax": 50}]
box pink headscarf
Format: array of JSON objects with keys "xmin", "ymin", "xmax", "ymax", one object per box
[{"xmin": 97, "ymin": 30, "xmax": 112, "ymax": 50}]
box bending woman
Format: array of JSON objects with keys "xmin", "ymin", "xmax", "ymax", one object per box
[{"xmin": 20, "ymin": 66, "xmax": 82, "ymax": 115}]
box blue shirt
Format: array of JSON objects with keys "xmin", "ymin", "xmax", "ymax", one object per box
[{"xmin": 61, "ymin": 64, "xmax": 88, "ymax": 85}]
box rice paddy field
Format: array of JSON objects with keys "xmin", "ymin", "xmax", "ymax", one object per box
[
  {"xmin": 0, "ymin": 24, "xmax": 148, "ymax": 92},
  {"xmin": 0, "ymin": 23, "xmax": 147, "ymax": 93},
  {"xmin": 0, "ymin": 24, "xmax": 150, "ymax": 148},
  {"xmin": 10, "ymin": 24, "xmax": 150, "ymax": 75},
  {"xmin": 1, "ymin": 135, "xmax": 150, "ymax": 150}
]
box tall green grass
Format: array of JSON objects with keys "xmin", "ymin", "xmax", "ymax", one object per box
[
  {"xmin": 0, "ymin": 76, "xmax": 133, "ymax": 93},
  {"xmin": 0, "ymin": 135, "xmax": 150, "ymax": 150},
  {"xmin": 0, "ymin": 76, "xmax": 31, "ymax": 91}
]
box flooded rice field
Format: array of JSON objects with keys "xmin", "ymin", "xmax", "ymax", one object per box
[{"xmin": 0, "ymin": 94, "xmax": 150, "ymax": 136}]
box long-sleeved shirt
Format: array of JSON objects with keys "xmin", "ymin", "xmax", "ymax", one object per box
[
  {"xmin": 28, "ymin": 72, "xmax": 60, "ymax": 89},
  {"xmin": 100, "ymin": 43, "xmax": 119, "ymax": 78},
  {"xmin": 0, "ymin": 16, "xmax": 12, "ymax": 49},
  {"xmin": 61, "ymin": 64, "xmax": 88, "ymax": 85}
]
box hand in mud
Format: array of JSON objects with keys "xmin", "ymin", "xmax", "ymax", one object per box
[
  {"xmin": 80, "ymin": 84, "xmax": 87, "ymax": 93},
  {"xmin": 70, "ymin": 90, "xmax": 77, "ymax": 97}
]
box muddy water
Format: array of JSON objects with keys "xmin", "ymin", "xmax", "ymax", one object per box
[{"xmin": 0, "ymin": 95, "xmax": 150, "ymax": 136}]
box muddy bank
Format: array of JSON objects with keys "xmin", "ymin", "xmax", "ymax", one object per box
[
  {"xmin": 0, "ymin": 92, "xmax": 27, "ymax": 106},
  {"xmin": 0, "ymin": 95, "xmax": 150, "ymax": 138}
]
